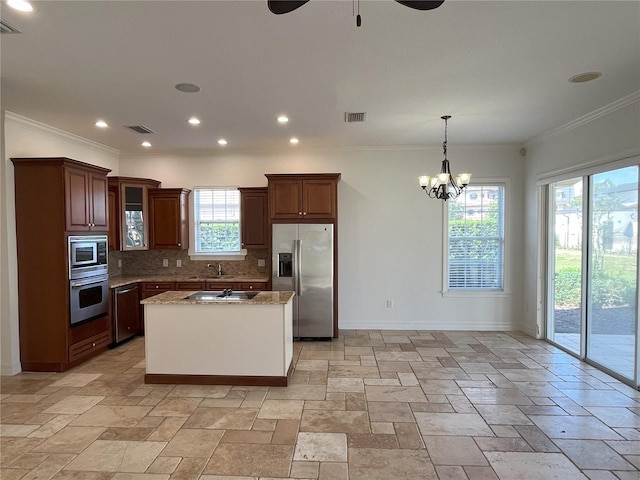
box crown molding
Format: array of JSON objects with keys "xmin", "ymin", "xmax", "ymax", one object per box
[
  {"xmin": 4, "ymin": 111, "xmax": 120, "ymax": 155},
  {"xmin": 526, "ymin": 90, "xmax": 640, "ymax": 147}
]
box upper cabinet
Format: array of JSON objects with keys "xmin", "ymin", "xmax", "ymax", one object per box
[
  {"xmin": 149, "ymin": 188, "xmax": 190, "ymax": 250},
  {"xmin": 108, "ymin": 177, "xmax": 161, "ymax": 251},
  {"xmin": 266, "ymin": 173, "xmax": 340, "ymax": 221},
  {"xmin": 11, "ymin": 157, "xmax": 110, "ymax": 234},
  {"xmin": 64, "ymin": 164, "xmax": 109, "ymax": 232},
  {"xmin": 239, "ymin": 187, "xmax": 268, "ymax": 249}
]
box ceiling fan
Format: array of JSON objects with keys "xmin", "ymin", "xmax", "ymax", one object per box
[{"xmin": 268, "ymin": 1, "xmax": 445, "ymax": 20}]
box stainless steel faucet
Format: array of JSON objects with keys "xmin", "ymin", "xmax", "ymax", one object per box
[{"xmin": 207, "ymin": 263, "xmax": 223, "ymax": 276}]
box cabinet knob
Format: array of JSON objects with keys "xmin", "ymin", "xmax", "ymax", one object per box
[
  {"xmin": 303, "ymin": 212, "xmax": 307, "ymax": 216},
  {"xmin": 178, "ymin": 243, "xmax": 181, "ymax": 246},
  {"xmin": 155, "ymin": 285, "xmax": 159, "ymax": 289},
  {"xmin": 92, "ymin": 342, "xmax": 96, "ymax": 347},
  {"xmin": 249, "ymin": 285, "xmax": 253, "ymax": 289},
  {"xmin": 298, "ymin": 212, "xmax": 302, "ymax": 216}
]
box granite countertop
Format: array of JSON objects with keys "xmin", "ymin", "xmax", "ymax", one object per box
[
  {"xmin": 110, "ymin": 274, "xmax": 269, "ymax": 289},
  {"xmin": 140, "ymin": 290, "xmax": 294, "ymax": 305}
]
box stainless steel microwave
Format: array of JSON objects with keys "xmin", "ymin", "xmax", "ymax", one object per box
[{"xmin": 68, "ymin": 235, "xmax": 108, "ymax": 279}]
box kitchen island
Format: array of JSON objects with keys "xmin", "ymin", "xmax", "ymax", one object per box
[{"xmin": 141, "ymin": 290, "xmax": 295, "ymax": 386}]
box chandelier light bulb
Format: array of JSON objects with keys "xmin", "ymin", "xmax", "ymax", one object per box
[{"xmin": 458, "ymin": 173, "xmax": 472, "ymax": 185}]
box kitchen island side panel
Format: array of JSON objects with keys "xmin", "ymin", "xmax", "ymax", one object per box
[{"xmin": 144, "ymin": 303, "xmax": 292, "ymax": 377}]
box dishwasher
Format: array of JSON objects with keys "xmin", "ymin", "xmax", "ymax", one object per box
[{"xmin": 113, "ymin": 283, "xmax": 141, "ymax": 344}]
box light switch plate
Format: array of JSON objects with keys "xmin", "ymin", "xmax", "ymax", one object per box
[
  {"xmin": 176, "ymin": 259, "xmax": 182, "ymax": 267},
  {"xmin": 258, "ymin": 259, "xmax": 266, "ymax": 267}
]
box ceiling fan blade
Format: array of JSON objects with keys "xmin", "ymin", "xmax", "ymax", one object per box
[
  {"xmin": 267, "ymin": 0, "xmax": 311, "ymax": 15},
  {"xmin": 394, "ymin": 0, "xmax": 445, "ymax": 11}
]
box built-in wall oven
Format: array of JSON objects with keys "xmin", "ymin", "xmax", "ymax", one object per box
[{"xmin": 68, "ymin": 235, "xmax": 109, "ymax": 326}]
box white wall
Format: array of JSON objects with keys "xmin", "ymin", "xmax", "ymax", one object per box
[
  {"xmin": 120, "ymin": 144, "xmax": 525, "ymax": 331},
  {"xmin": 1, "ymin": 112, "xmax": 120, "ymax": 374},
  {"xmin": 522, "ymin": 94, "xmax": 640, "ymax": 338}
]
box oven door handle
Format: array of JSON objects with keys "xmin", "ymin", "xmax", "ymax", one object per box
[{"xmin": 70, "ymin": 278, "xmax": 108, "ymax": 288}]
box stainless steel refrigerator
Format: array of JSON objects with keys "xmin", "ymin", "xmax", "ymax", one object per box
[{"xmin": 271, "ymin": 224, "xmax": 334, "ymax": 338}]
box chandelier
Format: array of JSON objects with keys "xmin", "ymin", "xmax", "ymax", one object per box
[{"xmin": 418, "ymin": 115, "xmax": 471, "ymax": 201}]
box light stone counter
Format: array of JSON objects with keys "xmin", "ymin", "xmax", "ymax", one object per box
[
  {"xmin": 110, "ymin": 274, "xmax": 269, "ymax": 289},
  {"xmin": 140, "ymin": 290, "xmax": 294, "ymax": 305}
]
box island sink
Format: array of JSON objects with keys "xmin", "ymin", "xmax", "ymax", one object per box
[{"xmin": 186, "ymin": 291, "xmax": 258, "ymax": 301}]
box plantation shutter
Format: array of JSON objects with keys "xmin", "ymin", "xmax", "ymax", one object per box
[
  {"xmin": 194, "ymin": 188, "xmax": 240, "ymax": 252},
  {"xmin": 448, "ymin": 184, "xmax": 505, "ymax": 290}
]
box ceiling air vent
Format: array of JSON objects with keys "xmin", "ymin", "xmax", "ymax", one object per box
[
  {"xmin": 345, "ymin": 112, "xmax": 366, "ymax": 123},
  {"xmin": 125, "ymin": 125, "xmax": 155, "ymax": 134},
  {"xmin": 0, "ymin": 20, "xmax": 21, "ymax": 34}
]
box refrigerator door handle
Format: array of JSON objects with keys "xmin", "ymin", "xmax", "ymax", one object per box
[{"xmin": 294, "ymin": 239, "xmax": 302, "ymax": 296}]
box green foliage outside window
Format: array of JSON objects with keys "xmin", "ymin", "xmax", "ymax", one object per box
[{"xmin": 198, "ymin": 223, "xmax": 240, "ymax": 252}]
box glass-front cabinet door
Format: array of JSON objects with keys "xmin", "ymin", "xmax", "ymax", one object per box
[{"xmin": 122, "ymin": 184, "xmax": 149, "ymax": 250}]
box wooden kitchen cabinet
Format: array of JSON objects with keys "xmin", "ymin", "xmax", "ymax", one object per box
[
  {"xmin": 204, "ymin": 281, "xmax": 266, "ymax": 291},
  {"xmin": 175, "ymin": 281, "xmax": 206, "ymax": 290},
  {"xmin": 64, "ymin": 164, "xmax": 109, "ymax": 232},
  {"xmin": 149, "ymin": 188, "xmax": 190, "ymax": 250},
  {"xmin": 205, "ymin": 282, "xmax": 236, "ymax": 290},
  {"xmin": 108, "ymin": 177, "xmax": 161, "ymax": 251},
  {"xmin": 108, "ymin": 185, "xmax": 119, "ymax": 251},
  {"xmin": 140, "ymin": 282, "xmax": 175, "ymax": 299},
  {"xmin": 12, "ymin": 157, "xmax": 112, "ymax": 372},
  {"xmin": 239, "ymin": 187, "xmax": 268, "ymax": 249},
  {"xmin": 237, "ymin": 282, "xmax": 267, "ymax": 291},
  {"xmin": 266, "ymin": 173, "xmax": 340, "ymax": 221}
]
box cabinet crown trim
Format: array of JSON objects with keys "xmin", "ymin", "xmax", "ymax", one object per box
[
  {"xmin": 265, "ymin": 173, "xmax": 341, "ymax": 181},
  {"xmin": 11, "ymin": 157, "xmax": 111, "ymax": 175}
]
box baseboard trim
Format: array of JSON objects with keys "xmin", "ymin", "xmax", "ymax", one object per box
[{"xmin": 145, "ymin": 359, "xmax": 294, "ymax": 387}]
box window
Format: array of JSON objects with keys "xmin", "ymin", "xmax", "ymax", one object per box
[
  {"xmin": 447, "ymin": 184, "xmax": 505, "ymax": 290},
  {"xmin": 193, "ymin": 188, "xmax": 241, "ymax": 253}
]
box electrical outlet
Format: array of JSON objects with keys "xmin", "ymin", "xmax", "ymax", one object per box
[
  {"xmin": 117, "ymin": 259, "xmax": 122, "ymax": 268},
  {"xmin": 386, "ymin": 299, "xmax": 393, "ymax": 309},
  {"xmin": 162, "ymin": 259, "xmax": 169, "ymax": 267},
  {"xmin": 258, "ymin": 259, "xmax": 266, "ymax": 267},
  {"xmin": 176, "ymin": 259, "xmax": 182, "ymax": 267}
]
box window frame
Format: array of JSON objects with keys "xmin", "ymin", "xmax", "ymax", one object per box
[
  {"xmin": 442, "ymin": 178, "xmax": 510, "ymax": 297},
  {"xmin": 188, "ymin": 187, "xmax": 247, "ymax": 260}
]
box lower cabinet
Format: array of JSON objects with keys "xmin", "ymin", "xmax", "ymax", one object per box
[
  {"xmin": 141, "ymin": 282, "xmax": 175, "ymax": 299},
  {"xmin": 175, "ymin": 281, "xmax": 206, "ymax": 291},
  {"xmin": 68, "ymin": 315, "xmax": 112, "ymax": 365},
  {"xmin": 112, "ymin": 284, "xmax": 141, "ymax": 344},
  {"xmin": 237, "ymin": 282, "xmax": 267, "ymax": 291}
]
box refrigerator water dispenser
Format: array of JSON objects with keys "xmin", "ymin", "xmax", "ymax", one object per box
[{"xmin": 278, "ymin": 253, "xmax": 292, "ymax": 277}]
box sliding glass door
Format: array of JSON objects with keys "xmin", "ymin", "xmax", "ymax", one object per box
[
  {"xmin": 547, "ymin": 177, "xmax": 584, "ymax": 354},
  {"xmin": 586, "ymin": 167, "xmax": 638, "ymax": 379},
  {"xmin": 546, "ymin": 163, "xmax": 638, "ymax": 384}
]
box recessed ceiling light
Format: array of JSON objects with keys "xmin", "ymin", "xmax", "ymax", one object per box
[
  {"xmin": 95, "ymin": 120, "xmax": 108, "ymax": 128},
  {"xmin": 188, "ymin": 117, "xmax": 201, "ymax": 125},
  {"xmin": 175, "ymin": 83, "xmax": 201, "ymax": 93},
  {"xmin": 277, "ymin": 115, "xmax": 289, "ymax": 124},
  {"xmin": 569, "ymin": 72, "xmax": 602, "ymax": 83},
  {"xmin": 7, "ymin": 0, "xmax": 33, "ymax": 13},
  {"xmin": 218, "ymin": 139, "xmax": 228, "ymax": 146},
  {"xmin": 141, "ymin": 141, "xmax": 152, "ymax": 148},
  {"xmin": 290, "ymin": 137, "xmax": 299, "ymax": 145}
]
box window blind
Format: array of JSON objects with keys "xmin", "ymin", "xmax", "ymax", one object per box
[
  {"xmin": 448, "ymin": 184, "xmax": 505, "ymax": 290},
  {"xmin": 194, "ymin": 188, "xmax": 240, "ymax": 252}
]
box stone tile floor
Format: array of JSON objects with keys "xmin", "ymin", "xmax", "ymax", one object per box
[{"xmin": 1, "ymin": 330, "xmax": 640, "ymax": 480}]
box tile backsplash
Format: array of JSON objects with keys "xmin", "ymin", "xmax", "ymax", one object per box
[{"xmin": 117, "ymin": 249, "xmax": 269, "ymax": 277}]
